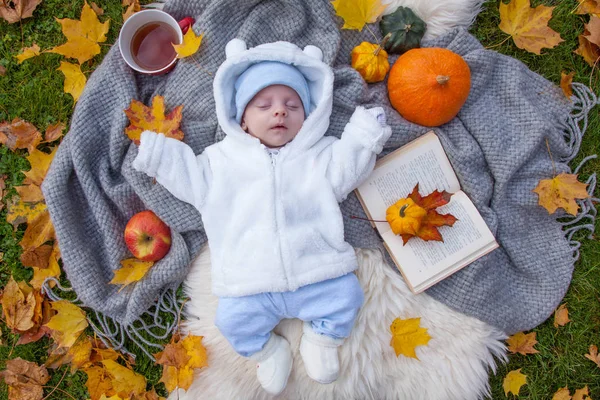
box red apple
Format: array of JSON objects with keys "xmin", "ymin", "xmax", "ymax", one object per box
[{"xmin": 124, "ymin": 210, "xmax": 172, "ymax": 261}]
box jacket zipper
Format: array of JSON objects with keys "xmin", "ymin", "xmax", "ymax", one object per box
[{"xmin": 268, "ymin": 149, "xmax": 289, "ymax": 287}]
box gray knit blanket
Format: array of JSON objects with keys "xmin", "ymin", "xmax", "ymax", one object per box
[{"xmin": 42, "ymin": 0, "xmax": 597, "ymax": 338}]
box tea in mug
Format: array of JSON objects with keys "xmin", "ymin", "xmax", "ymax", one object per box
[{"xmin": 131, "ymin": 21, "xmax": 178, "ymax": 71}]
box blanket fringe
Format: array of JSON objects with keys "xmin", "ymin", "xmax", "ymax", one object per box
[
  {"xmin": 559, "ymin": 82, "xmax": 599, "ymax": 261},
  {"xmin": 42, "ymin": 278, "xmax": 184, "ymax": 361}
]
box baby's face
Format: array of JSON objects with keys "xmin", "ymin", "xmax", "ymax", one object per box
[{"xmin": 240, "ymin": 84, "xmax": 305, "ymax": 148}]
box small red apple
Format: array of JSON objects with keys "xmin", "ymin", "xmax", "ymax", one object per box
[{"xmin": 124, "ymin": 210, "xmax": 172, "ymax": 261}]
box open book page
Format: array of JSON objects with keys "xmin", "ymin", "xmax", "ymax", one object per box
[
  {"xmin": 381, "ymin": 191, "xmax": 498, "ymax": 292},
  {"xmin": 356, "ymin": 131, "xmax": 461, "ymax": 235},
  {"xmin": 355, "ymin": 130, "xmax": 498, "ymax": 293}
]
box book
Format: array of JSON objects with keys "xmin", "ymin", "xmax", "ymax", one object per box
[{"xmin": 355, "ymin": 130, "xmax": 498, "ymax": 294}]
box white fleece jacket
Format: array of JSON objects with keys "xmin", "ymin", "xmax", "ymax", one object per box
[{"xmin": 132, "ymin": 40, "xmax": 392, "ymax": 297}]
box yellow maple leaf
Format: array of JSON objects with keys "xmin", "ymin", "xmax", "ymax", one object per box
[
  {"xmin": 57, "ymin": 61, "xmax": 87, "ymax": 102},
  {"xmin": 155, "ymin": 334, "xmax": 208, "ymax": 391},
  {"xmin": 552, "ymin": 387, "xmax": 571, "ymax": 400},
  {"xmin": 503, "ymin": 368, "xmax": 527, "ymax": 396},
  {"xmin": 574, "ymin": 386, "xmax": 591, "ymax": 400},
  {"xmin": 84, "ymin": 365, "xmax": 116, "ymax": 400},
  {"xmin": 1, "ymin": 276, "xmax": 36, "ymax": 332},
  {"xmin": 6, "ymin": 199, "xmax": 46, "ymax": 228},
  {"xmin": 554, "ymin": 303, "xmax": 571, "ymax": 327},
  {"xmin": 102, "ymin": 359, "xmax": 147, "ymax": 398},
  {"xmin": 498, "ymin": 0, "xmax": 563, "ymax": 55},
  {"xmin": 46, "ymin": 1, "xmax": 110, "ymax": 63},
  {"xmin": 30, "ymin": 243, "xmax": 61, "ymax": 290},
  {"xmin": 124, "ymin": 95, "xmax": 184, "ymax": 144},
  {"xmin": 23, "ymin": 147, "xmax": 57, "ymax": 186},
  {"xmin": 44, "ymin": 300, "xmax": 89, "ymax": 348},
  {"xmin": 15, "ymin": 43, "xmax": 41, "ymax": 64},
  {"xmin": 389, "ymin": 317, "xmax": 431, "ymax": 359},
  {"xmin": 533, "ymin": 173, "xmax": 589, "ymax": 215},
  {"xmin": 331, "ymin": 0, "xmax": 386, "ymax": 31},
  {"xmin": 19, "ymin": 208, "xmax": 55, "ymax": 251},
  {"xmin": 109, "ymin": 258, "xmax": 155, "ymax": 291},
  {"xmin": 182, "ymin": 335, "xmax": 208, "ymax": 369},
  {"xmin": 122, "ymin": 0, "xmax": 140, "ymax": 22},
  {"xmin": 507, "ymin": 331, "xmax": 540, "ymax": 355},
  {"xmin": 173, "ymin": 28, "xmax": 203, "ymax": 59}
]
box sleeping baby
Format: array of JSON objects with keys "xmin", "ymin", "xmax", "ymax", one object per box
[{"xmin": 132, "ymin": 38, "xmax": 392, "ymax": 395}]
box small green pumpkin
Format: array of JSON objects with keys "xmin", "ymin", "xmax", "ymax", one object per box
[{"xmin": 379, "ymin": 6, "xmax": 427, "ymax": 55}]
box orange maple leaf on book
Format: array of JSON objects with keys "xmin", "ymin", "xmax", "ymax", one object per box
[{"xmin": 386, "ymin": 183, "xmax": 458, "ymax": 245}]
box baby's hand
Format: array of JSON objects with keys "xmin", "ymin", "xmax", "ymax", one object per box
[{"xmin": 366, "ymin": 107, "xmax": 387, "ymax": 127}]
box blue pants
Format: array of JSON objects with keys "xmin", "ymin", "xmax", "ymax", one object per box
[{"xmin": 215, "ymin": 273, "xmax": 364, "ymax": 357}]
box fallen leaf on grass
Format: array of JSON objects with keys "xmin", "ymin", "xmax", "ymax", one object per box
[
  {"xmin": 29, "ymin": 243, "xmax": 61, "ymax": 290},
  {"xmin": 124, "ymin": 95, "xmax": 184, "ymax": 144},
  {"xmin": 0, "ymin": 65, "xmax": 6, "ymax": 76},
  {"xmin": 18, "ymin": 208, "xmax": 55, "ymax": 251},
  {"xmin": 574, "ymin": 386, "xmax": 591, "ymax": 400},
  {"xmin": 585, "ymin": 344, "xmax": 600, "ymax": 367},
  {"xmin": 15, "ymin": 184, "xmax": 44, "ymax": 203},
  {"xmin": 44, "ymin": 300, "xmax": 89, "ymax": 348},
  {"xmin": 15, "ymin": 43, "xmax": 41, "ymax": 64},
  {"xmin": 498, "ymin": 0, "xmax": 563, "ymax": 55},
  {"xmin": 85, "ymin": 365, "xmax": 116, "ymax": 400},
  {"xmin": 0, "ymin": 358, "xmax": 50, "ymax": 400},
  {"xmin": 23, "ymin": 147, "xmax": 57, "ymax": 186},
  {"xmin": 1, "ymin": 276, "xmax": 37, "ymax": 332},
  {"xmin": 507, "ymin": 331, "xmax": 540, "ymax": 355},
  {"xmin": 0, "ymin": 0, "xmax": 42, "ymax": 24},
  {"xmin": 6, "ymin": 200, "xmax": 47, "ymax": 228},
  {"xmin": 57, "ymin": 61, "xmax": 87, "ymax": 102},
  {"xmin": 575, "ymin": 16, "xmax": 600, "ymax": 66},
  {"xmin": 90, "ymin": 2, "xmax": 104, "ymax": 15},
  {"xmin": 109, "ymin": 258, "xmax": 155, "ymax": 291},
  {"xmin": 20, "ymin": 244, "xmax": 53, "ymax": 269},
  {"xmin": 503, "ymin": 368, "xmax": 527, "ymax": 397},
  {"xmin": 552, "ymin": 387, "xmax": 571, "ymax": 400},
  {"xmin": 560, "ymin": 71, "xmax": 575, "ymax": 99},
  {"xmin": 102, "ymin": 359, "xmax": 147, "ymax": 398},
  {"xmin": 576, "ymin": 0, "xmax": 600, "ymax": 16},
  {"xmin": 331, "ymin": 0, "xmax": 386, "ymax": 31},
  {"xmin": 554, "ymin": 303, "xmax": 571, "ymax": 327},
  {"xmin": 173, "ymin": 28, "xmax": 204, "ymax": 59},
  {"xmin": 155, "ymin": 334, "xmax": 208, "ymax": 392},
  {"xmin": 0, "ymin": 118, "xmax": 42, "ymax": 153},
  {"xmin": 43, "ymin": 122, "xmax": 66, "ymax": 143},
  {"xmin": 122, "ymin": 0, "xmax": 140, "ymax": 22},
  {"xmin": 389, "ymin": 317, "xmax": 431, "ymax": 359},
  {"xmin": 533, "ymin": 173, "xmax": 589, "ymax": 215},
  {"xmin": 46, "ymin": 1, "xmax": 110, "ymax": 64}
]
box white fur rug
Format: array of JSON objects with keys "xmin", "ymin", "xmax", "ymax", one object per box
[
  {"xmin": 167, "ymin": 1, "xmax": 506, "ymax": 399},
  {"xmin": 170, "ymin": 246, "xmax": 506, "ymax": 400}
]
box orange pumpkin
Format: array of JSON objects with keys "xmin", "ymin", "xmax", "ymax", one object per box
[
  {"xmin": 385, "ymin": 198, "xmax": 427, "ymax": 236},
  {"xmin": 351, "ymin": 41, "xmax": 390, "ymax": 83},
  {"xmin": 387, "ymin": 47, "xmax": 471, "ymax": 127}
]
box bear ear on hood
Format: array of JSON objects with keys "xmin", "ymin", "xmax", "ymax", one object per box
[
  {"xmin": 303, "ymin": 45, "xmax": 323, "ymax": 61},
  {"xmin": 225, "ymin": 38, "xmax": 247, "ymax": 59}
]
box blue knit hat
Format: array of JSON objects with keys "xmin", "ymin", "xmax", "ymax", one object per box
[{"xmin": 234, "ymin": 61, "xmax": 311, "ymax": 123}]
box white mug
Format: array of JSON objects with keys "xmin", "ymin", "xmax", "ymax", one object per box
[{"xmin": 119, "ymin": 10, "xmax": 192, "ymax": 75}]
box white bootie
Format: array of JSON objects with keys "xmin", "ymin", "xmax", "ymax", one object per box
[
  {"xmin": 250, "ymin": 333, "xmax": 293, "ymax": 395},
  {"xmin": 299, "ymin": 322, "xmax": 344, "ymax": 384}
]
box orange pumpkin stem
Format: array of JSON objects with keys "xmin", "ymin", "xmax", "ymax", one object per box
[
  {"xmin": 436, "ymin": 75, "xmax": 450, "ymax": 85},
  {"xmin": 399, "ymin": 204, "xmax": 408, "ymax": 217}
]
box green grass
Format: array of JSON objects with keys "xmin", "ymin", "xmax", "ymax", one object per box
[{"xmin": 1, "ymin": 0, "xmax": 599, "ymax": 399}]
